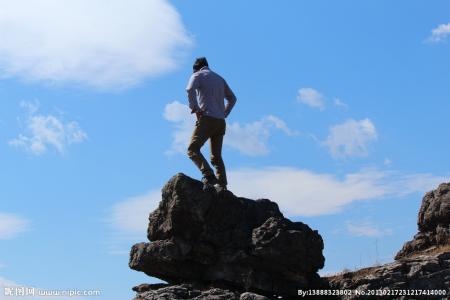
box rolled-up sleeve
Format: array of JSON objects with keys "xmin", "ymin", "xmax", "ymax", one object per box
[
  {"xmin": 224, "ymin": 80, "xmax": 237, "ymax": 117},
  {"xmin": 186, "ymin": 73, "xmax": 200, "ymax": 112}
]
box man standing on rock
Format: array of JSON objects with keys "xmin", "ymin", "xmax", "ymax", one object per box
[{"xmin": 186, "ymin": 57, "xmax": 237, "ymax": 191}]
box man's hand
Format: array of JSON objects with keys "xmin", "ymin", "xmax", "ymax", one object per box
[{"xmin": 191, "ymin": 108, "xmax": 203, "ymax": 120}]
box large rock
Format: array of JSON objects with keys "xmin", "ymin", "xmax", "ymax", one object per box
[
  {"xmin": 327, "ymin": 252, "xmax": 450, "ymax": 300},
  {"xmin": 395, "ymin": 182, "xmax": 450, "ymax": 259},
  {"xmin": 129, "ymin": 173, "xmax": 325, "ymax": 298}
]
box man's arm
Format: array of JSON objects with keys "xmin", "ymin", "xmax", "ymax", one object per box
[
  {"xmin": 224, "ymin": 80, "xmax": 237, "ymax": 118},
  {"xmin": 186, "ymin": 73, "xmax": 200, "ymax": 113}
]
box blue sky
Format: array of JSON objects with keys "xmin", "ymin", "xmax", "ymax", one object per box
[{"xmin": 1, "ymin": 1, "xmax": 449, "ymax": 299}]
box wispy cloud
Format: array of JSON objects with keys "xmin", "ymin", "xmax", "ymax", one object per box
[
  {"xmin": 163, "ymin": 101, "xmax": 196, "ymax": 154},
  {"xmin": 164, "ymin": 101, "xmax": 297, "ymax": 156},
  {"xmin": 427, "ymin": 22, "xmax": 450, "ymax": 43},
  {"xmin": 226, "ymin": 115, "xmax": 298, "ymax": 155},
  {"xmin": 9, "ymin": 101, "xmax": 87, "ymax": 155},
  {"xmin": 323, "ymin": 118, "xmax": 377, "ymax": 159},
  {"xmin": 108, "ymin": 190, "xmax": 160, "ymax": 237},
  {"xmin": 297, "ymin": 88, "xmax": 326, "ymax": 110},
  {"xmin": 228, "ymin": 167, "xmax": 448, "ymax": 217},
  {"xmin": 0, "ymin": 213, "xmax": 29, "ymax": 240},
  {"xmin": 0, "ymin": 0, "xmax": 192, "ymax": 89},
  {"xmin": 105, "ymin": 190, "xmax": 161, "ymax": 255},
  {"xmin": 334, "ymin": 98, "xmax": 348, "ymax": 109},
  {"xmin": 346, "ymin": 220, "xmax": 392, "ymax": 238},
  {"xmin": 107, "ymin": 167, "xmax": 448, "ymax": 222}
]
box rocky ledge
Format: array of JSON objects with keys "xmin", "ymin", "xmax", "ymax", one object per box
[
  {"xmin": 131, "ymin": 283, "xmax": 271, "ymax": 300},
  {"xmin": 327, "ymin": 251, "xmax": 450, "ymax": 300},
  {"xmin": 395, "ymin": 182, "xmax": 450, "ymax": 259},
  {"xmin": 129, "ymin": 174, "xmax": 450, "ymax": 299},
  {"xmin": 129, "ymin": 173, "xmax": 326, "ymax": 299},
  {"xmin": 327, "ymin": 182, "xmax": 450, "ymax": 300}
]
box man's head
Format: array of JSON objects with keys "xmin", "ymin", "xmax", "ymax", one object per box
[{"xmin": 193, "ymin": 57, "xmax": 209, "ymax": 73}]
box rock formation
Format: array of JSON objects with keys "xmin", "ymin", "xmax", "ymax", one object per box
[
  {"xmin": 129, "ymin": 173, "xmax": 326, "ymax": 299},
  {"xmin": 327, "ymin": 182, "xmax": 450, "ymax": 299},
  {"xmin": 129, "ymin": 174, "xmax": 450, "ymax": 299},
  {"xmin": 395, "ymin": 182, "xmax": 450, "ymax": 259},
  {"xmin": 327, "ymin": 252, "xmax": 450, "ymax": 300}
]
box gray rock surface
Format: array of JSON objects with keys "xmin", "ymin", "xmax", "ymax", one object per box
[
  {"xmin": 132, "ymin": 283, "xmax": 239, "ymax": 300},
  {"xmin": 129, "ymin": 173, "xmax": 325, "ymax": 298},
  {"xmin": 239, "ymin": 292, "xmax": 270, "ymax": 300},
  {"xmin": 131, "ymin": 283, "xmax": 273, "ymax": 300},
  {"xmin": 395, "ymin": 182, "xmax": 450, "ymax": 259},
  {"xmin": 327, "ymin": 252, "xmax": 450, "ymax": 300}
]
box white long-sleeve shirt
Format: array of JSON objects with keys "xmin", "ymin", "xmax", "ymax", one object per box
[{"xmin": 186, "ymin": 66, "xmax": 237, "ymax": 119}]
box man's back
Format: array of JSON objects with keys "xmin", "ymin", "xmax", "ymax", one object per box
[{"xmin": 186, "ymin": 66, "xmax": 236, "ymax": 119}]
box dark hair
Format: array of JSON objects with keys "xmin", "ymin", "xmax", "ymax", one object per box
[{"xmin": 193, "ymin": 57, "xmax": 209, "ymax": 72}]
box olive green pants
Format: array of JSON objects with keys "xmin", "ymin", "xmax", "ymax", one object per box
[{"xmin": 187, "ymin": 115, "xmax": 227, "ymax": 185}]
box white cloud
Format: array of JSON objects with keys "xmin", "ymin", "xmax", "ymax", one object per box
[
  {"xmin": 346, "ymin": 220, "xmax": 392, "ymax": 238},
  {"xmin": 105, "ymin": 190, "xmax": 161, "ymax": 255},
  {"xmin": 323, "ymin": 118, "xmax": 377, "ymax": 158},
  {"xmin": 0, "ymin": 213, "xmax": 29, "ymax": 240},
  {"xmin": 228, "ymin": 167, "xmax": 448, "ymax": 217},
  {"xmin": 109, "ymin": 191, "xmax": 161, "ymax": 236},
  {"xmin": 226, "ymin": 115, "xmax": 298, "ymax": 155},
  {"xmin": 107, "ymin": 167, "xmax": 448, "ymax": 222},
  {"xmin": 297, "ymin": 88, "xmax": 326, "ymax": 110},
  {"xmin": 428, "ymin": 23, "xmax": 450, "ymax": 43},
  {"xmin": 0, "ymin": 0, "xmax": 192, "ymax": 89},
  {"xmin": 164, "ymin": 101, "xmax": 297, "ymax": 156},
  {"xmin": 9, "ymin": 101, "xmax": 87, "ymax": 155},
  {"xmin": 163, "ymin": 101, "xmax": 196, "ymax": 154},
  {"xmin": 334, "ymin": 98, "xmax": 348, "ymax": 108}
]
